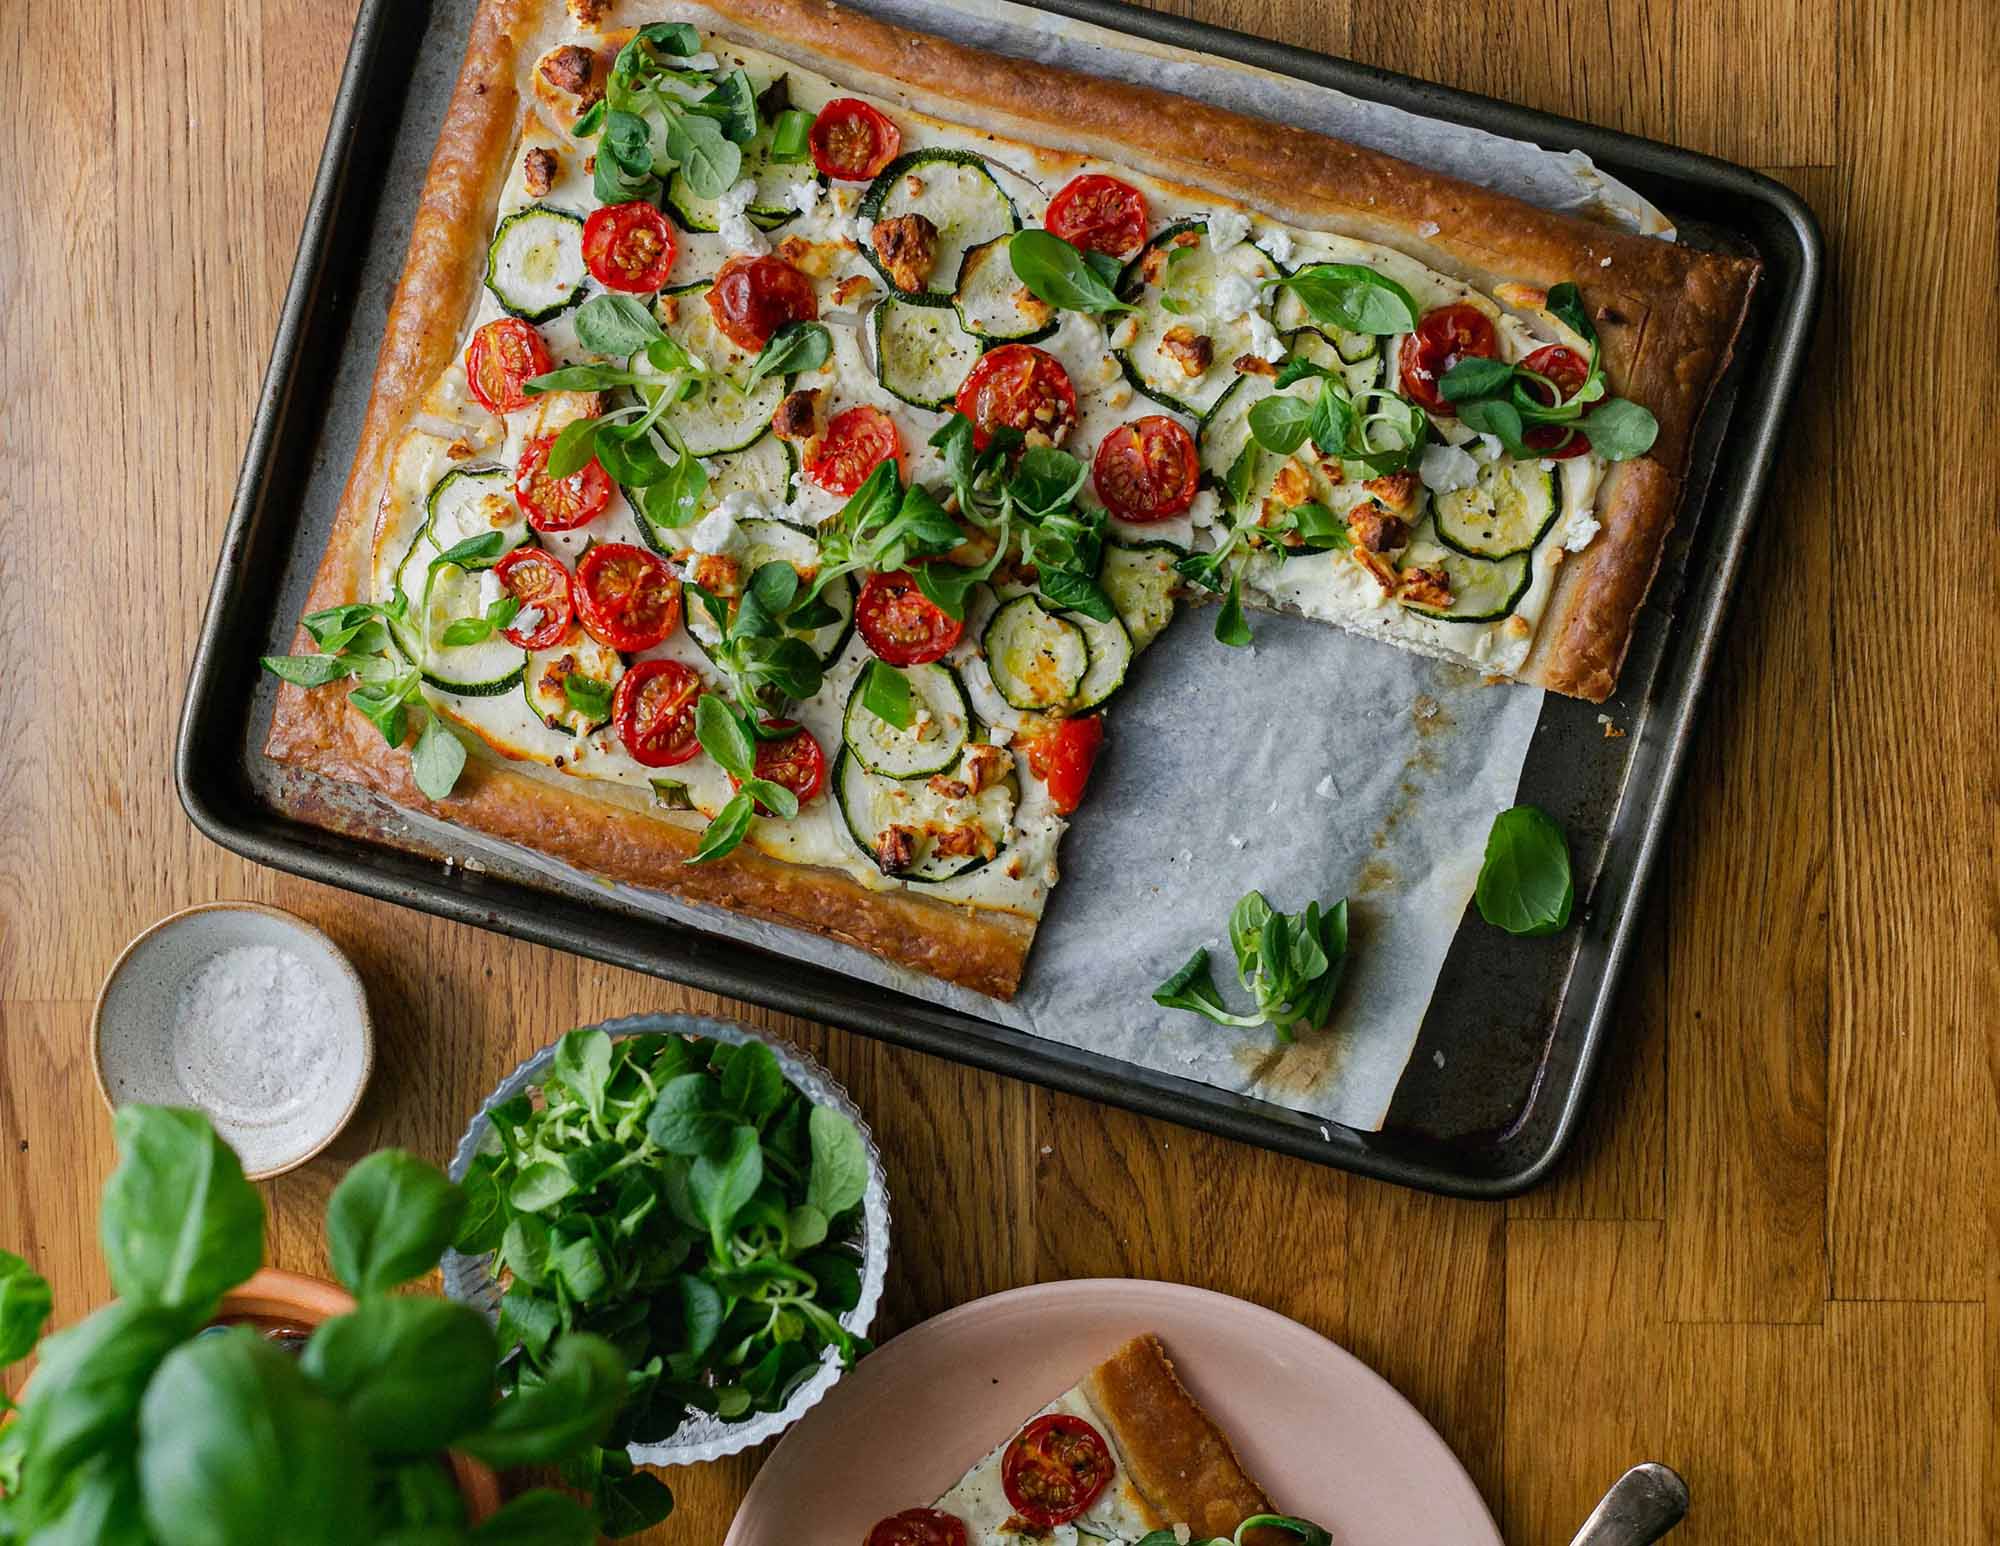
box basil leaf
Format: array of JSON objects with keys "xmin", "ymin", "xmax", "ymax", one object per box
[
  {"xmin": 769, "ymin": 107, "xmax": 813, "ymax": 161},
  {"xmin": 689, "ymin": 1125, "xmax": 764, "ymax": 1250},
  {"xmin": 458, "ymin": 1334, "xmax": 626, "ymax": 1467},
  {"xmin": 571, "ymin": 100, "xmax": 607, "ymax": 138},
  {"xmin": 1224, "ymin": 443, "xmax": 1260, "ymax": 509},
  {"xmin": 410, "ymin": 715, "xmax": 468, "ymax": 801},
  {"xmin": 594, "ymin": 424, "xmax": 673, "ymax": 487},
  {"xmin": 1439, "ymin": 355, "xmax": 1516, "ymax": 404},
  {"xmin": 1275, "ymin": 263, "xmax": 1420, "ymax": 335},
  {"xmin": 1007, "ymin": 229, "xmax": 1135, "ymax": 316},
  {"xmin": 687, "ymin": 791, "xmax": 755, "ymax": 864},
  {"xmin": 562, "ymin": 673, "xmax": 614, "ymax": 723},
  {"xmin": 860, "ymin": 660, "xmax": 913, "ymax": 730},
  {"xmin": 804, "ymin": 1105, "xmax": 869, "ymax": 1217},
  {"xmin": 300, "ymin": 1297, "xmax": 496, "ymax": 1457},
  {"xmin": 647, "ymin": 1073, "xmax": 731, "ymax": 1157},
  {"xmin": 631, "ymin": 20, "xmax": 702, "ymax": 56},
  {"xmin": 1580, "ymin": 397, "xmax": 1659, "ymax": 461},
  {"xmin": 1151, "ymin": 948, "xmax": 1239, "ymax": 1025},
  {"xmin": 697, "ymin": 68, "xmax": 760, "ymax": 145},
  {"xmin": 1274, "ymin": 355, "xmax": 1332, "ymax": 389},
  {"xmin": 1009, "ymin": 445, "xmax": 1089, "ymax": 515},
  {"xmin": 639, "ymin": 449, "xmax": 708, "ymax": 529},
  {"xmin": 440, "ymin": 616, "xmax": 493, "ymax": 647},
  {"xmin": 1456, "ymin": 397, "xmax": 1531, "ymax": 455},
  {"xmin": 1247, "ymin": 392, "xmax": 1313, "ymax": 455},
  {"xmin": 1283, "ymin": 502, "xmax": 1350, "ymax": 550},
  {"xmin": 261, "ymin": 653, "xmax": 351, "ymax": 688},
  {"xmin": 719, "ymin": 1040, "xmax": 786, "ymax": 1122},
  {"xmin": 1305, "ymin": 381, "xmax": 1354, "ymax": 457},
  {"xmin": 327, "ymin": 1149, "xmax": 466, "ymax": 1297},
  {"xmin": 347, "ymin": 683, "xmax": 410, "ymax": 746},
  {"xmin": 0, "ymin": 1250, "xmax": 53, "ymax": 1369},
  {"xmin": 552, "ymin": 1027, "xmax": 615, "ymax": 1120},
  {"xmin": 666, "ymin": 113, "xmax": 742, "ymax": 201},
  {"xmin": 1215, "ymin": 570, "xmax": 1253, "ymax": 648},
  {"xmin": 1475, "ymin": 804, "xmax": 1574, "ymax": 935},
  {"xmin": 1039, "ymin": 567, "xmax": 1115, "ymax": 624},
  {"xmin": 747, "ymin": 558, "xmax": 801, "ymax": 620},
  {"xmin": 1544, "ymin": 281, "xmax": 1595, "ymax": 344},
  {"xmin": 740, "ymin": 777, "xmax": 800, "ymax": 820},
  {"xmin": 746, "ymin": 320, "xmax": 832, "ymax": 388},
  {"xmin": 431, "ymin": 530, "xmax": 507, "ymax": 570},
  {"xmin": 574, "ymin": 293, "xmax": 663, "ymax": 357},
  {"xmin": 486, "ymin": 595, "xmax": 521, "ymax": 629},
  {"xmin": 101, "ymin": 1106, "xmax": 264, "ymax": 1311},
  {"xmin": 526, "ymin": 362, "xmax": 644, "ymax": 395},
  {"xmin": 910, "ymin": 557, "xmax": 985, "ymax": 621},
  {"xmin": 695, "ymin": 693, "xmax": 756, "ymax": 778}
]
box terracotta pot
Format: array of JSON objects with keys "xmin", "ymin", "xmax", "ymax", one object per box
[{"xmin": 219, "ymin": 1269, "xmax": 502, "ymax": 1523}]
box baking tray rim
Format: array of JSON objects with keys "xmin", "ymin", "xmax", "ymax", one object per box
[{"xmin": 175, "ymin": 0, "xmax": 1825, "ymax": 1200}]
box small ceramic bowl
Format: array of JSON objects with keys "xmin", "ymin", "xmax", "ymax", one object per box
[
  {"xmin": 441, "ymin": 1013, "xmax": 891, "ymax": 1466},
  {"xmin": 92, "ymin": 902, "xmax": 373, "ymax": 1179}
]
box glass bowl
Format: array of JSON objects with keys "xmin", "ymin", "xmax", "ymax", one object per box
[{"xmin": 441, "ymin": 1012, "xmax": 891, "ymax": 1466}]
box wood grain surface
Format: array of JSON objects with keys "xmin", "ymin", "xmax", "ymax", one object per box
[{"xmin": 2, "ymin": 0, "xmax": 1994, "ymax": 1540}]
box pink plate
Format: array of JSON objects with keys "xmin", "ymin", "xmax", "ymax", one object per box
[{"xmin": 725, "ymin": 1279, "xmax": 1500, "ymax": 1545}]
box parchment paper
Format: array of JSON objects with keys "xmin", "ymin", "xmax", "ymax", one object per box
[{"xmin": 251, "ymin": 0, "xmax": 1671, "ymax": 1134}]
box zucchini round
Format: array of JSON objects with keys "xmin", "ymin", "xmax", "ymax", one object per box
[
  {"xmin": 872, "ymin": 298, "xmax": 982, "ymax": 411},
  {"xmin": 1432, "ymin": 457, "xmax": 1558, "ymax": 560},
  {"xmin": 1099, "ymin": 542, "xmax": 1180, "ymax": 652},
  {"xmin": 1113, "ymin": 220, "xmax": 1290, "ymax": 419},
  {"xmin": 522, "ymin": 633, "xmax": 623, "ymax": 736},
  {"xmin": 833, "ymin": 747, "xmax": 1012, "ymax": 883},
  {"xmin": 858, "ymin": 149, "xmax": 1019, "ymax": 303},
  {"xmin": 484, "ymin": 206, "xmax": 587, "ymax": 323},
  {"xmin": 666, "ymin": 130, "xmax": 822, "ymax": 234},
  {"xmin": 425, "ymin": 465, "xmax": 523, "ymax": 565},
  {"xmin": 981, "ymin": 594, "xmax": 1087, "ymax": 711},
  {"xmin": 647, "ymin": 282, "xmax": 786, "ymax": 457},
  {"xmin": 420, "ymin": 562, "xmax": 527, "ymax": 696},
  {"xmin": 1398, "ymin": 526, "xmax": 1533, "ymax": 623},
  {"xmin": 1066, "ymin": 611, "xmax": 1134, "ymax": 711},
  {"xmin": 952, "ymin": 233, "xmax": 1057, "ymax": 343},
  {"xmin": 841, "ymin": 662, "xmax": 969, "ymax": 778}
]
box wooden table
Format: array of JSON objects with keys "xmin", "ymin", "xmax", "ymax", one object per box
[{"xmin": 4, "ymin": 0, "xmax": 1993, "ymax": 1538}]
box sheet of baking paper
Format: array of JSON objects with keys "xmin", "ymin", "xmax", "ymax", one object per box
[{"xmin": 249, "ymin": 0, "xmax": 1666, "ymax": 1134}]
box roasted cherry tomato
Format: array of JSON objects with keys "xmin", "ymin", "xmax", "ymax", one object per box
[
  {"xmin": 613, "ymin": 658, "xmax": 702, "ymax": 768},
  {"xmin": 1021, "ymin": 716, "xmax": 1104, "ymax": 818},
  {"xmin": 1398, "ymin": 301, "xmax": 1500, "ymax": 415},
  {"xmin": 865, "ymin": 1509, "xmax": 969, "ymax": 1546},
  {"xmin": 1044, "ymin": 173, "xmax": 1150, "ymax": 259},
  {"xmin": 515, "ymin": 433, "xmax": 614, "ymax": 532},
  {"xmin": 493, "ymin": 547, "xmax": 575, "ymax": 650},
  {"xmin": 1517, "ymin": 343, "xmax": 1594, "ymax": 459},
  {"xmin": 1092, "ymin": 415, "xmax": 1199, "ymax": 522},
  {"xmin": 575, "ymin": 543, "xmax": 681, "ymax": 652},
  {"xmin": 806, "ymin": 405, "xmax": 903, "ymax": 494},
  {"xmin": 582, "ymin": 201, "xmax": 678, "ymax": 293},
  {"xmin": 706, "ymin": 254, "xmax": 820, "ymax": 353},
  {"xmin": 729, "ymin": 719, "xmax": 827, "ymax": 812},
  {"xmin": 953, "ymin": 344, "xmax": 1078, "ymax": 450},
  {"xmin": 855, "ymin": 570, "xmax": 963, "ymax": 666},
  {"xmin": 999, "ymin": 1412, "xmax": 1115, "ymax": 1526},
  {"xmin": 464, "ymin": 318, "xmax": 551, "ymax": 414},
  {"xmin": 809, "ymin": 98, "xmax": 902, "ymax": 181}
]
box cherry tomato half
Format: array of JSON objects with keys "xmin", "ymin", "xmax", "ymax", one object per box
[
  {"xmin": 865, "ymin": 1510, "xmax": 969, "ymax": 1546},
  {"xmin": 706, "ymin": 254, "xmax": 820, "ymax": 353},
  {"xmin": 953, "ymin": 344, "xmax": 1078, "ymax": 450},
  {"xmin": 464, "ymin": 318, "xmax": 551, "ymax": 415},
  {"xmin": 515, "ymin": 433, "xmax": 613, "ymax": 532},
  {"xmin": 613, "ymin": 658, "xmax": 702, "ymax": 768},
  {"xmin": 809, "ymin": 98, "xmax": 902, "ymax": 181},
  {"xmin": 855, "ymin": 570, "xmax": 963, "ymax": 667},
  {"xmin": 1398, "ymin": 301, "xmax": 1500, "ymax": 415},
  {"xmin": 574, "ymin": 543, "xmax": 681, "ymax": 653},
  {"xmin": 582, "ymin": 201, "xmax": 678, "ymax": 293},
  {"xmin": 1092, "ymin": 415, "xmax": 1199, "ymax": 522},
  {"xmin": 1021, "ymin": 716, "xmax": 1104, "ymax": 818},
  {"xmin": 729, "ymin": 719, "xmax": 827, "ymax": 813},
  {"xmin": 493, "ymin": 547, "xmax": 575, "ymax": 650},
  {"xmin": 999, "ymin": 1412, "xmax": 1115, "ymax": 1527},
  {"xmin": 806, "ymin": 405, "xmax": 902, "ymax": 495},
  {"xmin": 1518, "ymin": 343, "xmax": 1594, "ymax": 459},
  {"xmin": 1044, "ymin": 173, "xmax": 1150, "ymax": 259}
]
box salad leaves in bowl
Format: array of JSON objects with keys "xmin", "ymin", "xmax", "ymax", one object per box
[{"xmin": 442, "ymin": 1014, "xmax": 888, "ymax": 1470}]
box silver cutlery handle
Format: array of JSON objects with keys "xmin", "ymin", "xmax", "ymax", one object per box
[{"xmin": 1567, "ymin": 1463, "xmax": 1689, "ymax": 1546}]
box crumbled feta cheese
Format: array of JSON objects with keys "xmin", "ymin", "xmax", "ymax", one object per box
[
  {"xmin": 715, "ymin": 179, "xmax": 770, "ymax": 256},
  {"xmin": 1244, "ymin": 312, "xmax": 1285, "ymax": 363},
  {"xmin": 1475, "ymin": 433, "xmax": 1505, "ymax": 462},
  {"xmin": 986, "ymin": 725, "xmax": 1013, "ymax": 747},
  {"xmin": 477, "ymin": 568, "xmax": 505, "ymax": 610},
  {"xmin": 1419, "ymin": 441, "xmax": 1481, "ymax": 493},
  {"xmin": 1260, "ymin": 225, "xmax": 1295, "ymax": 264},
  {"xmin": 1211, "ymin": 271, "xmax": 1260, "ymax": 323},
  {"xmin": 786, "ymin": 179, "xmax": 823, "ymax": 216},
  {"xmin": 1206, "ymin": 208, "xmax": 1251, "ymax": 252},
  {"xmin": 1188, "ymin": 489, "xmax": 1220, "ymax": 529},
  {"xmin": 512, "ymin": 603, "xmax": 543, "ymax": 635},
  {"xmin": 689, "ymin": 499, "xmax": 751, "ymax": 555},
  {"xmin": 853, "ymin": 217, "xmax": 874, "ymax": 251},
  {"xmin": 1564, "ymin": 515, "xmax": 1601, "ymax": 551},
  {"xmin": 1418, "ymin": 219, "xmax": 1441, "ymax": 238}
]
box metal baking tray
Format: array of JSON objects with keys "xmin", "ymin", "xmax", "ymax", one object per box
[{"xmin": 177, "ymin": 0, "xmax": 1821, "ymax": 1197}]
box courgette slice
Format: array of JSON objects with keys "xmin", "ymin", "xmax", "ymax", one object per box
[
  {"xmin": 833, "ymin": 747, "xmax": 1012, "ymax": 883},
  {"xmin": 872, "ymin": 298, "xmax": 982, "ymax": 411},
  {"xmin": 1398, "ymin": 524, "xmax": 1533, "ymax": 623},
  {"xmin": 682, "ymin": 518, "xmax": 855, "ymax": 665},
  {"xmin": 1268, "ymin": 292, "xmax": 1389, "ymax": 392},
  {"xmin": 707, "ymin": 435, "xmax": 798, "ymax": 509},
  {"xmin": 952, "ymin": 233, "xmax": 1057, "ymax": 343},
  {"xmin": 1099, "ymin": 541, "xmax": 1180, "ymax": 652},
  {"xmin": 648, "ymin": 282, "xmax": 786, "ymax": 456},
  {"xmin": 666, "ymin": 128, "xmax": 823, "ymax": 234},
  {"xmin": 522, "ymin": 632, "xmax": 623, "ymax": 736},
  {"xmin": 484, "ymin": 206, "xmax": 588, "ymax": 323},
  {"xmin": 982, "ymin": 594, "xmax": 1086, "ymax": 710},
  {"xmin": 1114, "ymin": 220, "xmax": 1289, "ymax": 418},
  {"xmin": 1432, "ymin": 457, "xmax": 1558, "ymax": 560},
  {"xmin": 1199, "ymin": 370, "xmax": 1283, "ymax": 494},
  {"xmin": 1066, "ymin": 610, "xmax": 1134, "ymax": 710},
  {"xmin": 858, "ymin": 149, "xmax": 1019, "ymax": 303},
  {"xmin": 420, "ymin": 562, "xmax": 527, "ymax": 696},
  {"xmin": 841, "ymin": 663, "xmax": 970, "ymax": 778},
  {"xmin": 425, "ymin": 465, "xmax": 523, "ymax": 565}
]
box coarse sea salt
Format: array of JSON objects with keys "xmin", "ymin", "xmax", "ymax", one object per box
[{"xmin": 171, "ymin": 945, "xmax": 339, "ymax": 1120}]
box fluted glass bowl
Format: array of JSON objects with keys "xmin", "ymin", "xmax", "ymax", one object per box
[{"xmin": 441, "ymin": 1013, "xmax": 890, "ymax": 1466}]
